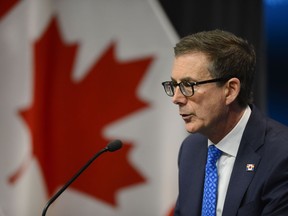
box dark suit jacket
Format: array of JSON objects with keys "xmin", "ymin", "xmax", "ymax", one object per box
[{"xmin": 174, "ymin": 105, "xmax": 288, "ymax": 216}]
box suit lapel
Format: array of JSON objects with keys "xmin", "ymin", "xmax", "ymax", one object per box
[
  {"xmin": 222, "ymin": 139, "xmax": 261, "ymax": 216},
  {"xmin": 222, "ymin": 105, "xmax": 265, "ymax": 216},
  {"xmin": 178, "ymin": 134, "xmax": 208, "ymax": 216},
  {"xmin": 190, "ymin": 141, "xmax": 207, "ymax": 214}
]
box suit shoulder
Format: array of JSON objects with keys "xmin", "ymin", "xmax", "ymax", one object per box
[{"xmin": 266, "ymin": 117, "xmax": 288, "ymax": 139}]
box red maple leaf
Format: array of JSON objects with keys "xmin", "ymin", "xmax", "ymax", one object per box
[
  {"xmin": 10, "ymin": 17, "xmax": 153, "ymax": 206},
  {"xmin": 166, "ymin": 205, "xmax": 175, "ymax": 216},
  {"xmin": 0, "ymin": 0, "xmax": 19, "ymax": 19}
]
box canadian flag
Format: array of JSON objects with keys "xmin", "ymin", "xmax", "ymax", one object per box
[{"xmin": 0, "ymin": 0, "xmax": 186, "ymax": 215}]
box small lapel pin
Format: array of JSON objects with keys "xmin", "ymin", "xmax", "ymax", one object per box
[{"xmin": 246, "ymin": 164, "xmax": 255, "ymax": 172}]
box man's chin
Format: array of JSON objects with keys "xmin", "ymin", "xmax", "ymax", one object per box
[{"xmin": 184, "ymin": 124, "xmax": 199, "ymax": 134}]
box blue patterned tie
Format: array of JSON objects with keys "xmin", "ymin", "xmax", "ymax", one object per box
[{"xmin": 201, "ymin": 145, "xmax": 222, "ymax": 216}]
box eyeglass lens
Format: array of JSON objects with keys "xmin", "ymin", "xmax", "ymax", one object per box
[{"xmin": 162, "ymin": 81, "xmax": 194, "ymax": 97}]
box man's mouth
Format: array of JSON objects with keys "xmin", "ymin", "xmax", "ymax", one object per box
[{"xmin": 180, "ymin": 113, "xmax": 193, "ymax": 121}]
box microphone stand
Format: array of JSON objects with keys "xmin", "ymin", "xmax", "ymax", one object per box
[{"xmin": 42, "ymin": 147, "xmax": 108, "ymax": 216}]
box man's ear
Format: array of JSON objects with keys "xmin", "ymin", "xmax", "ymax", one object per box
[{"xmin": 225, "ymin": 77, "xmax": 241, "ymax": 105}]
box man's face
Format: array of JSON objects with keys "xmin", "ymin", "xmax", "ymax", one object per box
[{"xmin": 171, "ymin": 52, "xmax": 228, "ymax": 138}]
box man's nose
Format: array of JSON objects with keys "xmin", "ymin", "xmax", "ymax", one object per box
[{"xmin": 172, "ymin": 86, "xmax": 187, "ymax": 105}]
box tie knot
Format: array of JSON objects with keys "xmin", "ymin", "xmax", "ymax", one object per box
[{"xmin": 207, "ymin": 145, "xmax": 222, "ymax": 164}]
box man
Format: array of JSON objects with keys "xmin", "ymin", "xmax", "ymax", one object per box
[{"xmin": 161, "ymin": 29, "xmax": 288, "ymax": 216}]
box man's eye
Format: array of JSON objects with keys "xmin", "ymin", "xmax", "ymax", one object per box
[{"xmin": 182, "ymin": 81, "xmax": 191, "ymax": 87}]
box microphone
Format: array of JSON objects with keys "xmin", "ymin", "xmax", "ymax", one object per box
[{"xmin": 42, "ymin": 139, "xmax": 123, "ymax": 216}]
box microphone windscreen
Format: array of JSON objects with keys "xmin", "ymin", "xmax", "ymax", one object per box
[{"xmin": 107, "ymin": 140, "xmax": 123, "ymax": 152}]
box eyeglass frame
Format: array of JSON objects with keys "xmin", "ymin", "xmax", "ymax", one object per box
[{"xmin": 161, "ymin": 77, "xmax": 232, "ymax": 97}]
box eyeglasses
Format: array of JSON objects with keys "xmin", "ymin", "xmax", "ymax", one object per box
[{"xmin": 161, "ymin": 77, "xmax": 230, "ymax": 97}]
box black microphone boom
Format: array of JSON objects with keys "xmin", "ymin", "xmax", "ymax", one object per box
[{"xmin": 42, "ymin": 139, "xmax": 123, "ymax": 216}]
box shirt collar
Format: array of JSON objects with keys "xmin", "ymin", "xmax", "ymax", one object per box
[{"xmin": 208, "ymin": 106, "xmax": 251, "ymax": 157}]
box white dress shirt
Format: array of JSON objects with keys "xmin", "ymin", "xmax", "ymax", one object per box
[{"xmin": 208, "ymin": 106, "xmax": 251, "ymax": 216}]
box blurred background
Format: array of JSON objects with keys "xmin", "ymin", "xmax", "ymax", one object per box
[{"xmin": 0, "ymin": 0, "xmax": 287, "ymax": 216}]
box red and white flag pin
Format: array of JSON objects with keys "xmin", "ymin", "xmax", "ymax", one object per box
[{"xmin": 246, "ymin": 164, "xmax": 255, "ymax": 172}]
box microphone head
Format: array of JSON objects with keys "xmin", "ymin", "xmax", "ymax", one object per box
[{"xmin": 107, "ymin": 140, "xmax": 123, "ymax": 152}]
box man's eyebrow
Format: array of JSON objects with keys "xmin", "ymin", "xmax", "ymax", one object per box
[
  {"xmin": 170, "ymin": 77, "xmax": 195, "ymax": 82},
  {"xmin": 170, "ymin": 77, "xmax": 176, "ymax": 82}
]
